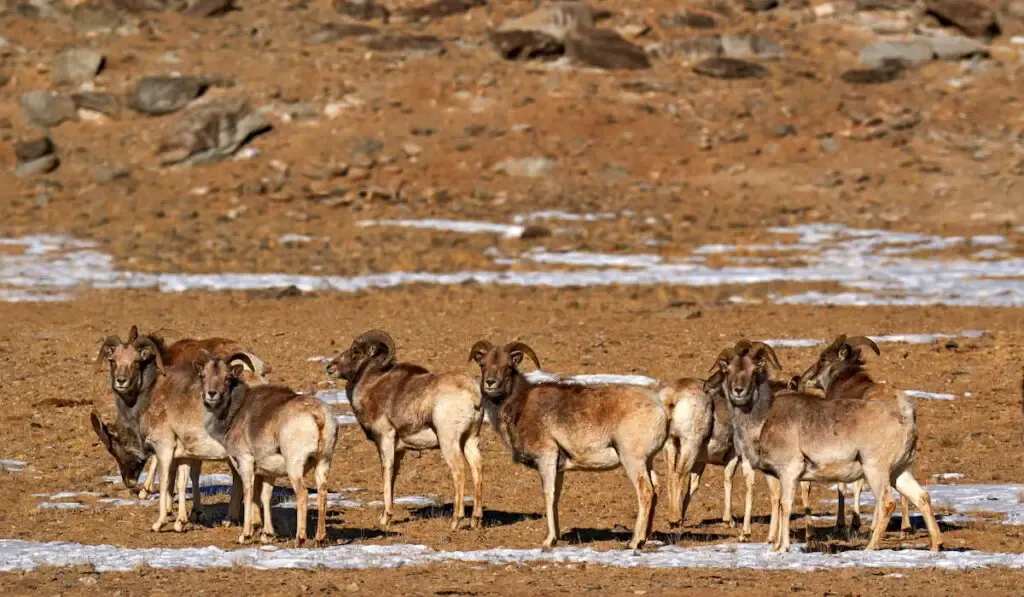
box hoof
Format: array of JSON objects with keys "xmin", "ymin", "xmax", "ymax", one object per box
[
  {"xmin": 737, "ymin": 533, "xmax": 750, "ymax": 543},
  {"xmin": 542, "ymin": 537, "xmax": 557, "ymax": 550},
  {"xmin": 930, "ymin": 543, "xmax": 943, "ymax": 552},
  {"xmin": 151, "ymin": 523, "xmax": 163, "ymax": 533},
  {"xmin": 626, "ymin": 541, "xmax": 645, "ymax": 551},
  {"xmin": 259, "ymin": 532, "xmax": 275, "ymax": 544},
  {"xmin": 470, "ymin": 516, "xmax": 483, "ymax": 530},
  {"xmin": 173, "ymin": 520, "xmax": 186, "ymax": 533},
  {"xmin": 237, "ymin": 534, "xmax": 251, "ymax": 545},
  {"xmin": 377, "ymin": 513, "xmax": 392, "ymax": 530},
  {"xmin": 294, "ymin": 538, "xmax": 306, "ymax": 548},
  {"xmin": 138, "ymin": 489, "xmax": 151, "ymax": 500},
  {"xmin": 450, "ymin": 517, "xmax": 463, "ymax": 532}
]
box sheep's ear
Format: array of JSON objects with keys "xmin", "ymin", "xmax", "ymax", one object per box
[
  {"xmin": 509, "ymin": 351, "xmax": 524, "ymax": 367},
  {"xmin": 838, "ymin": 345, "xmax": 849, "ymax": 361},
  {"xmin": 229, "ymin": 364, "xmax": 245, "ymax": 379}
]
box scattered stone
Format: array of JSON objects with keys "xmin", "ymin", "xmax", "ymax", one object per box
[
  {"xmin": 20, "ymin": 91, "xmax": 78, "ymax": 127},
  {"xmin": 365, "ymin": 35, "xmax": 445, "ymax": 56},
  {"xmin": 775, "ymin": 124, "xmax": 797, "ymax": 137},
  {"xmin": 565, "ymin": 28, "xmax": 651, "ymax": 70},
  {"xmin": 333, "ymin": 0, "xmax": 390, "ymax": 22},
  {"xmin": 600, "ymin": 163, "xmax": 630, "ymax": 181},
  {"xmin": 840, "ymin": 60, "xmax": 905, "ymax": 83},
  {"xmin": 351, "ymin": 137, "xmax": 383, "ymax": 157},
  {"xmin": 14, "ymin": 136, "xmax": 59, "ymax": 176},
  {"xmin": 92, "ymin": 166, "xmax": 130, "ymax": 183},
  {"xmin": 859, "ymin": 39, "xmax": 934, "ymax": 67},
  {"xmin": 819, "ymin": 136, "xmax": 840, "ymax": 153},
  {"xmin": 128, "ymin": 76, "xmax": 206, "ymax": 115},
  {"xmin": 520, "ymin": 224, "xmax": 552, "ymax": 239},
  {"xmin": 925, "ymin": 0, "xmax": 1000, "ymax": 38},
  {"xmin": 72, "ymin": 92, "xmax": 121, "ymax": 117},
  {"xmin": 744, "ymin": 0, "xmax": 779, "ymax": 11},
  {"xmin": 306, "ymin": 23, "xmax": 377, "ymax": 43},
  {"xmin": 927, "ymin": 33, "xmax": 989, "ymax": 60},
  {"xmin": 71, "ymin": 4, "xmax": 123, "ymax": 35},
  {"xmin": 156, "ymin": 96, "xmax": 271, "ymax": 166},
  {"xmin": 488, "ymin": 29, "xmax": 564, "ymax": 61},
  {"xmin": 181, "ymin": 0, "xmax": 235, "ymax": 17},
  {"xmin": 398, "ymin": 0, "xmax": 485, "ymax": 22},
  {"xmin": 493, "ymin": 156, "xmax": 556, "ymax": 177},
  {"xmin": 52, "ymin": 47, "xmax": 104, "ymax": 86},
  {"xmin": 654, "ymin": 35, "xmax": 782, "ymax": 61},
  {"xmin": 659, "ymin": 10, "xmax": 717, "ymax": 29},
  {"xmin": 856, "ymin": 0, "xmax": 914, "ymax": 8},
  {"xmin": 693, "ymin": 57, "xmax": 769, "ymax": 79},
  {"xmin": 402, "ymin": 142, "xmax": 422, "ymax": 157},
  {"xmin": 496, "ymin": 2, "xmax": 595, "ymax": 41}
]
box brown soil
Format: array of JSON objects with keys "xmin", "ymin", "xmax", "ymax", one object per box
[{"xmin": 3, "ymin": 0, "xmax": 1024, "ymax": 592}]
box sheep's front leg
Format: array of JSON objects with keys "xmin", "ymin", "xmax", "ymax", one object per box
[
  {"xmin": 537, "ymin": 454, "xmax": 563, "ymax": 550},
  {"xmin": 173, "ymin": 460, "xmax": 191, "ymax": 532},
  {"xmin": 150, "ymin": 445, "xmax": 175, "ymax": 532},
  {"xmin": 376, "ymin": 431, "xmax": 398, "ymax": 529},
  {"xmin": 438, "ymin": 427, "xmax": 467, "ymax": 531},
  {"xmin": 773, "ymin": 472, "xmax": 799, "ymax": 553},
  {"xmin": 722, "ymin": 455, "xmax": 740, "ymax": 528},
  {"xmin": 187, "ymin": 460, "xmax": 204, "ymax": 525},
  {"xmin": 764, "ymin": 474, "xmax": 781, "ymax": 545},
  {"xmin": 739, "ymin": 459, "xmax": 755, "ymax": 541},
  {"xmin": 234, "ymin": 457, "xmax": 257, "ymax": 544}
]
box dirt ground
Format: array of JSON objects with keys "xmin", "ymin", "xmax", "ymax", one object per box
[{"xmin": 3, "ymin": 0, "xmax": 1024, "ymax": 592}]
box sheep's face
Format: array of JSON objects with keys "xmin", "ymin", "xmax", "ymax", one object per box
[
  {"xmin": 197, "ymin": 358, "xmax": 243, "ymax": 411},
  {"xmin": 326, "ymin": 338, "xmax": 386, "ymax": 381},
  {"xmin": 101, "ymin": 342, "xmax": 156, "ymax": 396},
  {"xmin": 723, "ymin": 353, "xmax": 765, "ymax": 408},
  {"xmin": 797, "ymin": 335, "xmax": 876, "ymax": 393},
  {"xmin": 90, "ymin": 413, "xmax": 147, "ymax": 490},
  {"xmin": 475, "ymin": 348, "xmax": 518, "ymax": 400}
]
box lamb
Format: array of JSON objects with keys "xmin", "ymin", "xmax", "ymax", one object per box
[
  {"xmin": 719, "ymin": 339, "xmax": 942, "ymax": 552},
  {"xmin": 91, "ymin": 327, "xmax": 270, "ymax": 531},
  {"xmin": 665, "ymin": 352, "xmax": 796, "ymax": 539},
  {"xmin": 198, "ymin": 352, "xmax": 338, "ymax": 546},
  {"xmin": 325, "ymin": 330, "xmax": 484, "ymax": 531},
  {"xmin": 797, "ymin": 334, "xmax": 911, "ymax": 536},
  {"xmin": 469, "ymin": 340, "xmax": 668, "ymax": 549}
]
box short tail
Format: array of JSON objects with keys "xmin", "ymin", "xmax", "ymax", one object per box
[
  {"xmin": 898, "ymin": 391, "xmax": 917, "ymax": 425},
  {"xmin": 313, "ymin": 406, "xmax": 338, "ymax": 459}
]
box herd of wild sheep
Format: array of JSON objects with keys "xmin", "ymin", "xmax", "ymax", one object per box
[{"xmin": 90, "ymin": 326, "xmax": 943, "ymax": 553}]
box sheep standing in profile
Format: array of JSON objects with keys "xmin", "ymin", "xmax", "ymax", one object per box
[
  {"xmin": 469, "ymin": 340, "xmax": 668, "ymax": 550},
  {"xmin": 326, "ymin": 330, "xmax": 484, "ymax": 531}
]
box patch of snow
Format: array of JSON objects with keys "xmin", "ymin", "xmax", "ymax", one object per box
[
  {"xmin": 524, "ymin": 371, "xmax": 659, "ymax": 387},
  {"xmin": 314, "ymin": 389, "xmax": 349, "ymax": 405},
  {"xmin": 1, "ymin": 459, "xmax": 29, "ymax": 472},
  {"xmin": 902, "ymin": 390, "xmax": 957, "ymax": 401},
  {"xmin": 759, "ymin": 339, "xmax": 823, "ymax": 349},
  {"xmin": 844, "ymin": 483, "xmax": 1024, "ymax": 526},
  {"xmin": 335, "ymin": 414, "xmax": 358, "ymax": 425},
  {"xmin": 933, "ymin": 473, "xmax": 965, "ymax": 480},
  {"xmin": 4, "ymin": 540, "xmax": 1024, "ymax": 572},
  {"xmin": 513, "ymin": 211, "xmax": 619, "ymax": 224},
  {"xmin": 278, "ymin": 234, "xmax": 315, "ymax": 244},
  {"xmin": 358, "ymin": 219, "xmax": 525, "ymax": 239},
  {"xmin": 521, "ymin": 250, "xmax": 663, "ymax": 269},
  {"xmin": 37, "ymin": 502, "xmax": 86, "ymax": 510}
]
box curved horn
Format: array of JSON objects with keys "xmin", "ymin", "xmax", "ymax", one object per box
[
  {"xmin": 469, "ymin": 340, "xmax": 494, "ymax": 364},
  {"xmin": 732, "ymin": 339, "xmax": 753, "ymax": 355},
  {"xmin": 225, "ymin": 352, "xmax": 257, "ymax": 376},
  {"xmin": 708, "ymin": 347, "xmax": 737, "ymax": 372},
  {"xmin": 96, "ymin": 335, "xmax": 123, "ymax": 365},
  {"xmin": 505, "ymin": 341, "xmax": 541, "ymax": 370},
  {"xmin": 355, "ymin": 329, "xmax": 396, "ymax": 367},
  {"xmin": 845, "ymin": 335, "xmax": 880, "ymax": 356},
  {"xmin": 132, "ymin": 335, "xmax": 165, "ymax": 375},
  {"xmin": 750, "ymin": 342, "xmax": 782, "ymax": 370},
  {"xmin": 704, "ymin": 368, "xmax": 726, "ymax": 393}
]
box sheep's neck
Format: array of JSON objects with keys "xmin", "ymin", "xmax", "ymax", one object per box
[
  {"xmin": 490, "ymin": 371, "xmax": 534, "ymax": 462},
  {"xmin": 728, "ymin": 378, "xmax": 775, "ymax": 470},
  {"xmin": 824, "ymin": 361, "xmax": 875, "ymax": 400},
  {"xmin": 345, "ymin": 357, "xmax": 394, "ymax": 408},
  {"xmin": 204, "ymin": 381, "xmax": 248, "ymax": 443},
  {"xmin": 113, "ymin": 362, "xmax": 162, "ymax": 454}
]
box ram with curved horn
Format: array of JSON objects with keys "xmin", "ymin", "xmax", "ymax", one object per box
[
  {"xmin": 469, "ymin": 339, "xmax": 668, "ymax": 550},
  {"xmin": 794, "ymin": 333, "xmax": 911, "ymax": 538},
  {"xmin": 325, "ymin": 329, "xmax": 484, "ymax": 531},
  {"xmin": 91, "ymin": 326, "xmax": 272, "ymax": 532},
  {"xmin": 199, "ymin": 352, "xmax": 338, "ymax": 546},
  {"xmin": 718, "ymin": 337, "xmax": 942, "ymax": 553},
  {"xmin": 664, "ymin": 345, "xmax": 798, "ymax": 541}
]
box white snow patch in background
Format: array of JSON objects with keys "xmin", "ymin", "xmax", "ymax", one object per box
[
  {"xmin": 524, "ymin": 371, "xmax": 659, "ymax": 387},
  {"xmin": 314, "ymin": 389, "xmax": 349, "ymax": 405},
  {"xmin": 4, "ymin": 224, "xmax": 1024, "ymax": 306},
  {"xmin": 760, "ymin": 339, "xmax": 823, "ymax": 349},
  {"xmin": 841, "ymin": 483, "xmax": 1024, "ymax": 526},
  {"xmin": 512, "ymin": 211, "xmax": 620, "ymax": 224},
  {"xmin": 335, "ymin": 414, "xmax": 358, "ymax": 425},
  {"xmin": 902, "ymin": 390, "xmax": 957, "ymax": 401},
  {"xmin": 358, "ymin": 219, "xmax": 525, "ymax": 239},
  {"xmin": 1, "ymin": 459, "xmax": 29, "ymax": 472},
  {"xmin": 3, "ymin": 540, "xmax": 1024, "ymax": 572},
  {"xmin": 37, "ymin": 502, "xmax": 85, "ymax": 510},
  {"xmin": 278, "ymin": 234, "xmax": 315, "ymax": 244},
  {"xmin": 933, "ymin": 473, "xmax": 965, "ymax": 481}
]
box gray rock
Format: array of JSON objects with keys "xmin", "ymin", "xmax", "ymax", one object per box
[
  {"xmin": 365, "ymin": 35, "xmax": 445, "ymax": 56},
  {"xmin": 744, "ymin": 0, "xmax": 779, "ymax": 10},
  {"xmin": 306, "ymin": 23, "xmax": 378, "ymax": 43},
  {"xmin": 128, "ymin": 76, "xmax": 206, "ymax": 115},
  {"xmin": 398, "ymin": 0, "xmax": 485, "ymax": 21},
  {"xmin": 72, "ymin": 4, "xmax": 123, "ymax": 35},
  {"xmin": 493, "ymin": 156, "xmax": 556, "ymax": 177},
  {"xmin": 693, "ymin": 57, "xmax": 769, "ymax": 79},
  {"xmin": 16, "ymin": 154, "xmax": 59, "ymax": 176},
  {"xmin": 565, "ymin": 28, "xmax": 650, "ymax": 70},
  {"xmin": 775, "ymin": 124, "xmax": 797, "ymax": 137},
  {"xmin": 156, "ymin": 96, "xmax": 270, "ymax": 166},
  {"xmin": 855, "ymin": 0, "xmax": 914, "ymax": 8},
  {"xmin": 92, "ymin": 166, "xmax": 131, "ymax": 183},
  {"xmin": 333, "ymin": 0, "xmax": 390, "ymax": 21},
  {"xmin": 720, "ymin": 35, "xmax": 784, "ymax": 60},
  {"xmin": 488, "ymin": 29, "xmax": 564, "ymax": 61},
  {"xmin": 600, "ymin": 163, "xmax": 630, "ymax": 181},
  {"xmin": 20, "ymin": 91, "xmax": 78, "ymax": 127},
  {"xmin": 659, "ymin": 11, "xmax": 717, "ymax": 29},
  {"xmin": 181, "ymin": 0, "xmax": 235, "ymax": 17},
  {"xmin": 820, "ymin": 136, "xmax": 840, "ymax": 153},
  {"xmin": 351, "ymin": 137, "xmax": 383, "ymax": 157},
  {"xmin": 840, "ymin": 61, "xmax": 905, "ymax": 84},
  {"xmin": 14, "ymin": 136, "xmax": 54, "ymax": 162},
  {"xmin": 52, "ymin": 47, "xmax": 104, "ymax": 86},
  {"xmin": 927, "ymin": 33, "xmax": 989, "ymax": 60},
  {"xmin": 72, "ymin": 92, "xmax": 121, "ymax": 117},
  {"xmin": 924, "ymin": 0, "xmax": 999, "ymax": 38},
  {"xmin": 859, "ymin": 39, "xmax": 934, "ymax": 67},
  {"xmin": 654, "ymin": 35, "xmax": 782, "ymax": 61}
]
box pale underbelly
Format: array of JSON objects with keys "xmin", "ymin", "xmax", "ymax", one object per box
[
  {"xmin": 563, "ymin": 447, "xmax": 621, "ymax": 471},
  {"xmin": 399, "ymin": 429, "xmax": 439, "ymax": 451}
]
